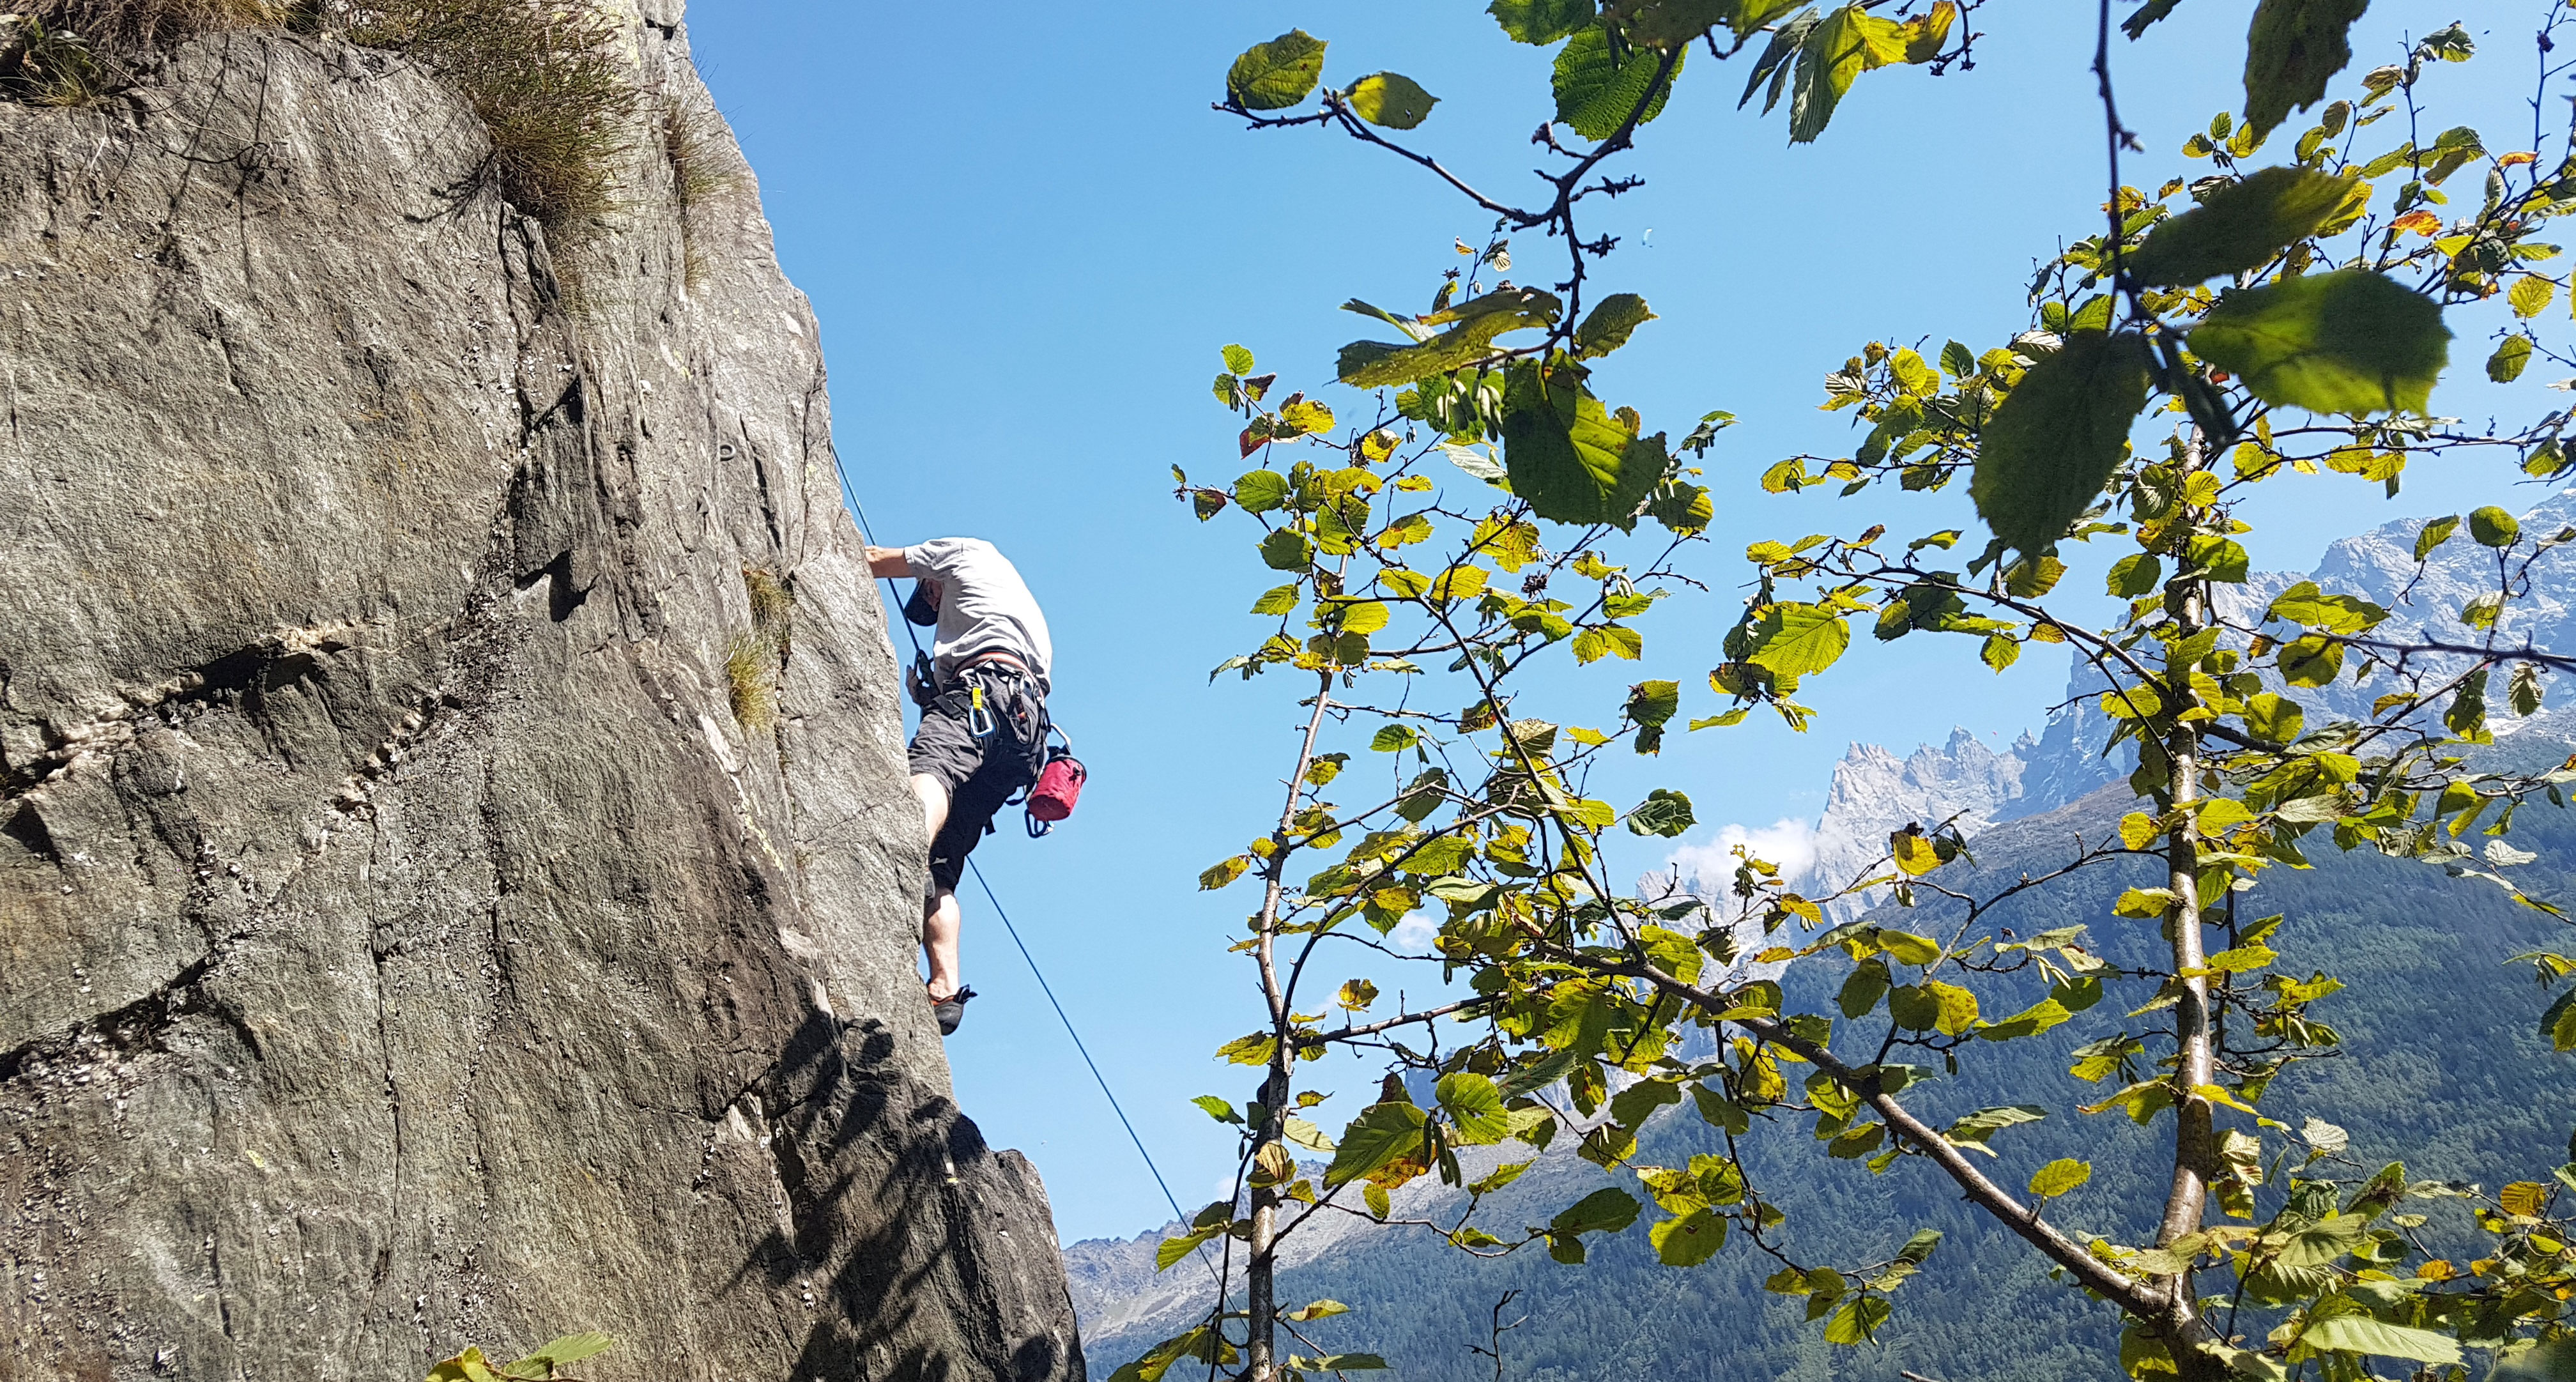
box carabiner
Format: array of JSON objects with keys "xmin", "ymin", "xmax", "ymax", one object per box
[{"xmin": 967, "ymin": 682, "xmax": 997, "ymax": 738}]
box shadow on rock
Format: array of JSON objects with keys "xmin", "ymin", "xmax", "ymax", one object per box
[{"xmin": 748, "ymin": 1011, "xmax": 1083, "ymax": 1382}]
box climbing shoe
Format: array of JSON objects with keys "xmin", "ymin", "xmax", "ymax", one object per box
[{"xmin": 931, "ymin": 986, "xmax": 976, "ymax": 1037}]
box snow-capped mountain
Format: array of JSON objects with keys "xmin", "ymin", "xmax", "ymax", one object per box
[{"xmin": 1671, "ymin": 491, "xmax": 2576, "ymax": 903}]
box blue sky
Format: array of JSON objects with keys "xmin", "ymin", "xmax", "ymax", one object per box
[{"xmin": 687, "ymin": 0, "xmax": 2549, "ymax": 1243}]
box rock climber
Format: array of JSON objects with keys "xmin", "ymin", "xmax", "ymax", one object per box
[{"xmin": 864, "ymin": 537, "xmax": 1053, "ymax": 1038}]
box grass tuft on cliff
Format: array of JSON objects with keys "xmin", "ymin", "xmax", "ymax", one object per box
[
  {"xmin": 1, "ymin": 0, "xmax": 281, "ymax": 103},
  {"xmin": 348, "ymin": 0, "xmax": 636, "ymax": 227},
  {"xmin": 744, "ymin": 566, "xmax": 793, "ymax": 654},
  {"xmin": 4, "ymin": 0, "xmax": 638, "ymax": 234},
  {"xmin": 724, "ymin": 633, "xmax": 778, "ymax": 732},
  {"xmin": 663, "ymin": 92, "xmax": 733, "ymax": 211}
]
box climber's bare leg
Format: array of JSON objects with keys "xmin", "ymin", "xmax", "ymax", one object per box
[
  {"xmin": 911, "ymin": 772, "xmax": 949, "ymax": 841},
  {"xmin": 913, "ymin": 772, "xmax": 962, "ymax": 1001},
  {"xmin": 923, "ymin": 885, "xmax": 963, "ymax": 1002}
]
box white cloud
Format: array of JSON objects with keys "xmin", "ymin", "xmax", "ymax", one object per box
[
  {"xmin": 1666, "ymin": 817, "xmax": 1821, "ymax": 891},
  {"xmin": 1387, "ymin": 911, "xmax": 1440, "ymax": 958}
]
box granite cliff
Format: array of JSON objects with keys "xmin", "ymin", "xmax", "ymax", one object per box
[{"xmin": 0, "ymin": 6, "xmax": 1080, "ymax": 1379}]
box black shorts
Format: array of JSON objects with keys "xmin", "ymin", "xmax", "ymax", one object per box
[{"xmin": 907, "ymin": 669, "xmax": 1044, "ymax": 894}]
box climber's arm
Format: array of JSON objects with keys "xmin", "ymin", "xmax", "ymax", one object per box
[{"xmin": 865, "ymin": 546, "xmax": 913, "ymax": 579}]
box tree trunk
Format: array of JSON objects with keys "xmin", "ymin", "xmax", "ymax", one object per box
[{"xmin": 2155, "ymin": 434, "xmax": 2218, "ymax": 1362}]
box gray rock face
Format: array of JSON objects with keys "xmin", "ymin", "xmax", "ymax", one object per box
[{"xmin": 0, "ymin": 13, "xmax": 1079, "ymax": 1381}]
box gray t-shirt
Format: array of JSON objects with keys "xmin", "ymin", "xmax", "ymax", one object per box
[{"xmin": 906, "ymin": 537, "xmax": 1054, "ymax": 695}]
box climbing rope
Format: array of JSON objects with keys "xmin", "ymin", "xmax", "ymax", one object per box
[
  {"xmin": 824, "ymin": 462, "xmax": 1195, "ymax": 1229},
  {"xmin": 967, "ymin": 859, "xmax": 1194, "ymax": 1228}
]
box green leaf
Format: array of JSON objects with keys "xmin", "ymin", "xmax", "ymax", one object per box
[
  {"xmin": 1250, "ymin": 583, "xmax": 1300, "ymax": 616},
  {"xmin": 2542, "ymin": 988, "xmax": 2576, "ymax": 1052},
  {"xmin": 1790, "ymin": 4, "xmax": 1910, "ymax": 144},
  {"xmin": 1370, "ymin": 725, "xmax": 1418, "ymax": 753},
  {"xmin": 1227, "ymin": 30, "xmax": 1328, "ymax": 111},
  {"xmin": 1614, "ymin": 0, "xmax": 1737, "ymax": 46},
  {"xmin": 2263, "ymin": 580, "xmax": 2387, "ymax": 633},
  {"xmin": 2028, "ymin": 1158, "xmax": 2092, "ymax": 1198},
  {"xmin": 1338, "ymin": 289, "xmax": 1560, "ymax": 389},
  {"xmin": 2187, "ymin": 535, "xmax": 2250, "ymax": 582},
  {"xmin": 1628, "ymin": 679, "xmax": 1681, "ymax": 726},
  {"xmin": 2492, "ymin": 335, "xmax": 2535, "ymax": 383},
  {"xmin": 2279, "ymin": 633, "xmax": 2343, "ymax": 687},
  {"xmin": 2298, "ymin": 1316, "xmax": 2463, "ymax": 1365},
  {"xmin": 1838, "ymin": 960, "xmax": 1891, "ymax": 1018},
  {"xmin": 2243, "ymin": 0, "xmax": 2366, "ymax": 139},
  {"xmin": 1346, "ymin": 72, "xmax": 1438, "ymax": 129},
  {"xmin": 1155, "ymin": 1224, "xmax": 1223, "ymax": 1271},
  {"xmin": 1223, "ymin": 344, "xmax": 1257, "ymax": 376},
  {"xmin": 1650, "ymin": 1208, "xmax": 1726, "ymax": 1266},
  {"xmin": 1284, "ymin": 1300, "xmax": 1351, "ymax": 1323},
  {"xmin": 1549, "ymin": 1186, "xmax": 1642, "ymax": 1235},
  {"xmin": 1499, "ymin": 358, "xmax": 1666, "ymax": 526},
  {"xmin": 1260, "ymin": 529, "xmax": 1314, "ymax": 571},
  {"xmin": 1326, "ymin": 599, "xmax": 1390, "ymax": 636},
  {"xmin": 1876, "ymin": 930, "xmax": 1941, "ymax": 966},
  {"xmin": 427, "ymin": 1347, "xmax": 505, "ymax": 1382},
  {"xmin": 1979, "ymin": 634, "xmax": 2018, "ymax": 673},
  {"xmin": 2512, "ymin": 275, "xmax": 2556, "ymax": 319},
  {"xmin": 1747, "ymin": 602, "xmax": 1851, "ymax": 679},
  {"xmin": 1821, "ymin": 1296, "xmax": 1890, "ymax": 1346},
  {"xmin": 1571, "ymin": 625, "xmax": 1643, "ymax": 663},
  {"xmin": 1626, "ymin": 788, "xmax": 1696, "ymax": 837},
  {"xmin": 2274, "ymin": 1212, "xmax": 2371, "ymax": 1267},
  {"xmin": 2244, "ymin": 693, "xmax": 2304, "ymax": 742},
  {"xmin": 1216, "ymin": 1033, "xmax": 1276, "ymax": 1065},
  {"xmin": 1970, "ymin": 331, "xmax": 2155, "ymax": 557},
  {"xmin": 1553, "ymin": 23, "xmax": 1683, "ymax": 141},
  {"xmin": 1199, "ymin": 856, "xmax": 1251, "ymax": 890},
  {"xmin": 1574, "ymin": 293, "xmax": 1656, "ymax": 357},
  {"xmin": 2414, "ymin": 515, "xmax": 2458, "ymax": 560},
  {"xmin": 1235, "ymin": 470, "xmax": 1288, "ymax": 514},
  {"xmin": 1435, "ymin": 1072, "xmax": 1515, "ymax": 1144},
  {"xmin": 516, "ymin": 1334, "xmax": 615, "ymax": 1371},
  {"xmin": 1324, "ymin": 1101, "xmax": 1429, "ymax": 1186},
  {"xmin": 2127, "ymin": 167, "xmax": 2359, "ymax": 286},
  {"xmin": 1947, "ymin": 1105, "xmax": 2047, "ymax": 1151},
  {"xmin": 1192, "ymin": 1094, "xmax": 1244, "ymax": 1124},
  {"xmin": 2107, "ymin": 553, "xmax": 2163, "ymax": 597},
  {"xmin": 1489, "ymin": 0, "xmax": 1594, "ymax": 44},
  {"xmin": 2188, "ymin": 270, "xmax": 2450, "ymax": 415},
  {"xmin": 2471, "ymin": 505, "xmax": 2521, "ymax": 548},
  {"xmin": 1926, "ymin": 980, "xmax": 1978, "ymax": 1035}
]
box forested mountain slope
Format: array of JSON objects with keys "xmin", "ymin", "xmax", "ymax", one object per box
[{"xmin": 1077, "ymin": 783, "xmax": 2573, "ymax": 1380}]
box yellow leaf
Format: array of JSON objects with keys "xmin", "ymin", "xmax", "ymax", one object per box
[
  {"xmin": 1200, "ymin": 856, "xmax": 1252, "ymax": 890},
  {"xmin": 1890, "ymin": 830, "xmax": 1943, "ymax": 875},
  {"xmin": 2028, "ymin": 1157, "xmax": 2092, "ymax": 1199},
  {"xmin": 2501, "ymin": 1181, "xmax": 2550, "ymax": 1218},
  {"xmin": 1924, "ymin": 980, "xmax": 1979, "ymax": 1035},
  {"xmin": 2113, "ymin": 887, "xmax": 2179, "ymax": 918}
]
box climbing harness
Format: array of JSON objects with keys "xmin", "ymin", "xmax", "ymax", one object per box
[{"xmin": 828, "ymin": 478, "xmax": 1184, "ymax": 1229}]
